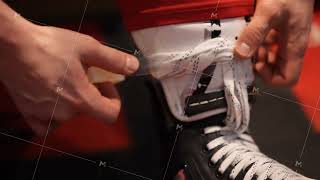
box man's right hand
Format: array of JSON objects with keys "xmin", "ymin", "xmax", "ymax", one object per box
[{"xmin": 235, "ymin": 0, "xmax": 314, "ymax": 86}]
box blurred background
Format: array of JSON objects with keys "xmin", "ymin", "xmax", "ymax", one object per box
[{"xmin": 0, "ymin": 0, "xmax": 320, "ymax": 179}]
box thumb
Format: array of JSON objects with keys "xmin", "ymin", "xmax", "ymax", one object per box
[{"xmin": 235, "ymin": 10, "xmax": 274, "ymax": 59}]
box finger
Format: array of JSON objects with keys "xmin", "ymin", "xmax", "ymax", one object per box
[
  {"xmin": 255, "ymin": 46, "xmax": 273, "ymax": 82},
  {"xmin": 254, "ymin": 61, "xmax": 273, "ymax": 84},
  {"xmin": 264, "ymin": 29, "xmax": 278, "ymax": 45},
  {"xmin": 268, "ymin": 51, "xmax": 276, "ymax": 65},
  {"xmin": 269, "ymin": 28, "xmax": 308, "ymax": 86},
  {"xmin": 257, "ymin": 46, "xmax": 267, "ymax": 63},
  {"xmin": 267, "ymin": 1, "xmax": 312, "ymax": 86},
  {"xmin": 267, "ymin": 45, "xmax": 278, "ymax": 65},
  {"xmin": 80, "ymin": 37, "xmax": 139, "ymax": 75},
  {"xmin": 235, "ymin": 2, "xmax": 277, "ymax": 59},
  {"xmin": 255, "ymin": 53, "xmax": 299, "ymax": 86},
  {"xmin": 96, "ymin": 82, "xmax": 120, "ymax": 99},
  {"xmin": 268, "ymin": 55, "xmax": 302, "ymax": 86},
  {"xmin": 87, "ymin": 67, "xmax": 125, "ymax": 84},
  {"xmin": 81, "ymin": 83, "xmax": 121, "ymax": 123}
]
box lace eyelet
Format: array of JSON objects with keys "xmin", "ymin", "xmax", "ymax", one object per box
[
  {"xmin": 215, "ymin": 169, "xmax": 225, "ymax": 179},
  {"xmin": 202, "ymin": 145, "xmax": 209, "ymax": 153},
  {"xmin": 200, "ymin": 129, "xmax": 206, "ymax": 137},
  {"xmin": 208, "ymin": 160, "xmax": 215, "ymax": 167}
]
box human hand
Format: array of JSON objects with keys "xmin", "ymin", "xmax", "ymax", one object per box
[
  {"xmin": 235, "ymin": 0, "xmax": 315, "ymax": 86},
  {"xmin": 0, "ymin": 19, "xmax": 139, "ymax": 136}
]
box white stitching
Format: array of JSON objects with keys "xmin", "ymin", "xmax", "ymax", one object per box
[{"xmin": 188, "ymin": 96, "xmax": 225, "ymax": 107}]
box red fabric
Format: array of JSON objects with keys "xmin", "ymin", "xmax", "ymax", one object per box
[
  {"xmin": 293, "ymin": 11, "xmax": 320, "ymax": 133},
  {"xmin": 22, "ymin": 113, "xmax": 130, "ymax": 159},
  {"xmin": 117, "ymin": 0, "xmax": 255, "ymax": 31}
]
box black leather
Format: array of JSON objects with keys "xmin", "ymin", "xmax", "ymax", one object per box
[
  {"xmin": 147, "ymin": 77, "xmax": 254, "ymax": 180},
  {"xmin": 185, "ymin": 86, "xmax": 256, "ymax": 117},
  {"xmin": 166, "ymin": 123, "xmax": 250, "ymax": 180},
  {"xmin": 168, "ymin": 125, "xmax": 223, "ymax": 180}
]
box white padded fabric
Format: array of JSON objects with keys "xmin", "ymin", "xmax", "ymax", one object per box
[{"xmin": 132, "ymin": 17, "xmax": 254, "ymax": 132}]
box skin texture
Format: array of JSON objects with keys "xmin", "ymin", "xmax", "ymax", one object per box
[
  {"xmin": 235, "ymin": 0, "xmax": 315, "ymax": 86},
  {"xmin": 0, "ymin": 2, "xmax": 139, "ymax": 136}
]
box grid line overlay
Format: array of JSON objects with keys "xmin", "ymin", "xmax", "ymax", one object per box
[
  {"xmin": 31, "ymin": 1, "xmax": 90, "ymax": 179},
  {"xmin": 0, "ymin": 4, "xmax": 318, "ymax": 179}
]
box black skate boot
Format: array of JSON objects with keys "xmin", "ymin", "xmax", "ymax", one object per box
[{"xmin": 169, "ymin": 118, "xmax": 313, "ymax": 180}]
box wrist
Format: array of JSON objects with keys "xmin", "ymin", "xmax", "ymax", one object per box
[
  {"xmin": 0, "ymin": 2, "xmax": 37, "ymax": 48},
  {"xmin": 0, "ymin": 5, "xmax": 39, "ymax": 81},
  {"xmin": 0, "ymin": 14, "xmax": 36, "ymax": 47}
]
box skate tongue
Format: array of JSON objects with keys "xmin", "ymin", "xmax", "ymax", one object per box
[
  {"xmin": 178, "ymin": 113, "xmax": 226, "ymax": 129},
  {"xmin": 131, "ymin": 18, "xmax": 255, "ymax": 132},
  {"xmin": 147, "ymin": 38, "xmax": 254, "ymax": 132}
]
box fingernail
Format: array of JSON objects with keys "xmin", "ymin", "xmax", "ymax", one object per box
[
  {"xmin": 237, "ymin": 43, "xmax": 251, "ymax": 57},
  {"xmin": 126, "ymin": 56, "xmax": 139, "ymax": 74}
]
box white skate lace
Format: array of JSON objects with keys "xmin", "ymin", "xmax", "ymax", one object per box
[
  {"xmin": 204, "ymin": 126, "xmax": 311, "ymax": 180},
  {"xmin": 146, "ymin": 37, "xmax": 252, "ymax": 132}
]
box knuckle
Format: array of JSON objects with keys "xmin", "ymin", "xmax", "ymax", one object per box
[
  {"xmin": 59, "ymin": 84, "xmax": 87, "ymax": 109},
  {"xmin": 119, "ymin": 53, "xmax": 129, "ymax": 71},
  {"xmin": 83, "ymin": 34, "xmax": 96, "ymax": 43},
  {"xmin": 73, "ymin": 96, "xmax": 86, "ymax": 109},
  {"xmin": 78, "ymin": 35, "xmax": 100, "ymax": 58},
  {"xmin": 119, "ymin": 50, "xmax": 129, "ymax": 61},
  {"xmin": 82, "ymin": 35, "xmax": 100, "ymax": 49},
  {"xmin": 246, "ymin": 24, "xmax": 266, "ymax": 44},
  {"xmin": 75, "ymin": 84, "xmax": 94, "ymax": 108}
]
